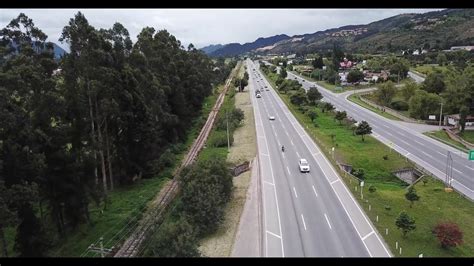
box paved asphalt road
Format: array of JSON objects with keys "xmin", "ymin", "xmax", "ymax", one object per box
[
  {"xmin": 284, "ymin": 69, "xmax": 474, "ymax": 200},
  {"xmin": 247, "ymin": 59, "xmax": 391, "ymax": 257}
]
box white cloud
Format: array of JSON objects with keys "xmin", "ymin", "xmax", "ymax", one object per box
[{"xmin": 0, "ymin": 8, "xmax": 441, "ymax": 51}]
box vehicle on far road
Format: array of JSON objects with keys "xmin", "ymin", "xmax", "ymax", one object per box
[
  {"xmin": 298, "ymin": 159, "xmax": 310, "ymax": 173},
  {"xmin": 269, "ymin": 116, "xmax": 275, "ymax": 120},
  {"xmin": 256, "ymin": 93, "xmax": 261, "ymax": 98}
]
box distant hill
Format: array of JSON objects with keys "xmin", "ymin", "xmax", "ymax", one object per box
[
  {"xmin": 52, "ymin": 43, "xmax": 67, "ymax": 59},
  {"xmin": 209, "ymin": 34, "xmax": 291, "ymax": 57},
  {"xmin": 200, "ymin": 44, "xmax": 224, "ymax": 54},
  {"xmin": 213, "ymin": 9, "xmax": 474, "ymax": 56}
]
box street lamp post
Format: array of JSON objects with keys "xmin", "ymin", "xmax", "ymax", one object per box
[{"xmin": 439, "ymin": 101, "xmax": 444, "ymax": 129}]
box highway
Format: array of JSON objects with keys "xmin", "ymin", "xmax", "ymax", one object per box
[
  {"xmin": 247, "ymin": 59, "xmax": 391, "ymax": 257},
  {"xmin": 286, "ymin": 70, "xmax": 474, "ymax": 200}
]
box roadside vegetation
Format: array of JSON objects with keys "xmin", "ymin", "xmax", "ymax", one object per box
[
  {"xmin": 145, "ymin": 63, "xmax": 246, "ymax": 257},
  {"xmin": 260, "ymin": 63, "xmax": 474, "ymax": 257}
]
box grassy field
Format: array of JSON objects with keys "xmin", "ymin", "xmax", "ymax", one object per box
[
  {"xmin": 412, "ymin": 64, "xmax": 449, "ymax": 76},
  {"xmin": 460, "ymin": 131, "xmax": 474, "ymax": 144},
  {"xmin": 424, "ymin": 130, "xmax": 469, "ymax": 153},
  {"xmin": 348, "ymin": 93, "xmax": 403, "ymax": 121},
  {"xmin": 262, "ymin": 70, "xmax": 474, "ymax": 257}
]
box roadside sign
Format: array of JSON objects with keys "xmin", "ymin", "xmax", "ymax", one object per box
[
  {"xmin": 469, "ymin": 150, "xmax": 474, "ymax": 160},
  {"xmin": 428, "ymin": 115, "xmax": 436, "ymax": 120}
]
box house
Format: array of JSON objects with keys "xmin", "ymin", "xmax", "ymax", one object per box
[
  {"xmin": 339, "ymin": 58, "xmax": 353, "ymax": 69},
  {"xmin": 52, "ymin": 68, "xmax": 62, "ymax": 76},
  {"xmin": 444, "ymin": 114, "xmax": 474, "ymax": 129},
  {"xmin": 412, "ymin": 49, "xmax": 420, "ymax": 56},
  {"xmin": 421, "ymin": 49, "xmax": 428, "ymax": 54},
  {"xmin": 363, "ymin": 70, "xmax": 389, "ymax": 82},
  {"xmin": 286, "ymin": 54, "xmax": 296, "ymax": 59}
]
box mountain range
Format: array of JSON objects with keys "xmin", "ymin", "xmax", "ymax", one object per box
[{"xmin": 201, "ymin": 9, "xmax": 474, "ymax": 57}]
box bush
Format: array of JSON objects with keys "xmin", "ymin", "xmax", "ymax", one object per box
[
  {"xmin": 390, "ymin": 100, "xmax": 409, "ymax": 111},
  {"xmin": 433, "ymin": 222, "xmax": 463, "ymax": 249},
  {"xmin": 385, "ymin": 205, "xmax": 391, "ymax": 211},
  {"xmin": 369, "ymin": 185, "xmax": 377, "ymax": 193},
  {"xmin": 383, "ymin": 155, "xmax": 389, "ymax": 160},
  {"xmin": 148, "ymin": 217, "xmax": 200, "ymax": 257},
  {"xmin": 208, "ymin": 131, "xmax": 233, "ymax": 148}
]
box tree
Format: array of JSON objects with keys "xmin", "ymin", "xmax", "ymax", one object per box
[
  {"xmin": 290, "ymin": 90, "xmax": 308, "ymax": 106},
  {"xmin": 308, "ymin": 109, "xmax": 318, "ymax": 122},
  {"xmin": 437, "ymin": 53, "xmax": 448, "ymax": 66},
  {"xmin": 376, "ymin": 81, "xmax": 397, "ymax": 106},
  {"xmin": 400, "ymin": 80, "xmax": 418, "ymax": 101},
  {"xmin": 395, "ymin": 211, "xmax": 416, "ymax": 237},
  {"xmin": 148, "ymin": 217, "xmax": 200, "ymax": 257},
  {"xmin": 409, "ymin": 90, "xmax": 442, "ymax": 120},
  {"xmin": 312, "ymin": 55, "xmax": 324, "ymax": 69},
  {"xmin": 355, "ymin": 121, "xmax": 372, "ymax": 141},
  {"xmin": 422, "ymin": 71, "xmax": 446, "ymax": 94},
  {"xmin": 347, "ymin": 69, "xmax": 364, "ymax": 83},
  {"xmin": 433, "ymin": 222, "xmax": 463, "ymax": 249},
  {"xmin": 280, "ymin": 68, "xmax": 287, "ymax": 79},
  {"xmin": 369, "ymin": 185, "xmax": 376, "ymax": 193},
  {"xmin": 405, "ymin": 187, "xmax": 420, "ymax": 208},
  {"xmin": 320, "ymin": 102, "xmax": 334, "ymax": 113},
  {"xmin": 306, "ymin": 87, "xmax": 322, "ymax": 105},
  {"xmin": 335, "ymin": 110, "xmax": 347, "ymax": 125}
]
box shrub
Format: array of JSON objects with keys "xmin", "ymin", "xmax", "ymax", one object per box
[
  {"xmin": 385, "ymin": 205, "xmax": 391, "ymax": 211},
  {"xmin": 390, "ymin": 100, "xmax": 409, "ymax": 111},
  {"xmin": 369, "ymin": 185, "xmax": 377, "ymax": 193},
  {"xmin": 208, "ymin": 131, "xmax": 233, "ymax": 148},
  {"xmin": 433, "ymin": 222, "xmax": 463, "ymax": 249},
  {"xmin": 383, "ymin": 155, "xmax": 389, "ymax": 160}
]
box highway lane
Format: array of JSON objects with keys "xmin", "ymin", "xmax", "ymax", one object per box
[
  {"xmin": 248, "ymin": 59, "xmax": 391, "ymax": 257},
  {"xmin": 286, "ymin": 70, "xmax": 474, "ymax": 200}
]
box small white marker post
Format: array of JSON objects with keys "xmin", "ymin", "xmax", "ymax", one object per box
[
  {"xmin": 376, "ymin": 215, "xmax": 379, "ymax": 222},
  {"xmin": 400, "ymin": 247, "xmax": 402, "ymax": 255},
  {"xmin": 396, "ymin": 242, "xmax": 398, "ymax": 249},
  {"xmin": 360, "ymin": 181, "xmax": 364, "ymax": 199},
  {"xmin": 369, "ymin": 205, "xmax": 371, "ymax": 211},
  {"xmin": 385, "ymin": 228, "xmax": 388, "ymax": 235},
  {"xmin": 419, "ymin": 254, "xmax": 423, "ymax": 258}
]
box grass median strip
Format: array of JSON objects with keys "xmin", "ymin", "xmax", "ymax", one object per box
[
  {"xmin": 262, "ymin": 68, "xmax": 474, "ymax": 257},
  {"xmin": 348, "ymin": 93, "xmax": 403, "ymax": 121},
  {"xmin": 424, "ymin": 130, "xmax": 469, "ymax": 153}
]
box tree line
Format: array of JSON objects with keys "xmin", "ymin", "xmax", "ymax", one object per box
[{"xmin": 0, "ymin": 12, "xmax": 234, "ymax": 257}]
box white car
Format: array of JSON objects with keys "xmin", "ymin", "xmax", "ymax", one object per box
[
  {"xmin": 269, "ymin": 116, "xmax": 275, "ymax": 120},
  {"xmin": 256, "ymin": 93, "xmax": 261, "ymax": 98},
  {"xmin": 298, "ymin": 159, "xmax": 310, "ymax": 173}
]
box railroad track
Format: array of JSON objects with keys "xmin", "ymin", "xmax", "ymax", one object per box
[{"xmin": 113, "ymin": 73, "xmax": 234, "ymax": 257}]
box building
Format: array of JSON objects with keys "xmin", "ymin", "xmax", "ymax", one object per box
[
  {"xmin": 363, "ymin": 70, "xmax": 389, "ymax": 82},
  {"xmin": 339, "ymin": 58, "xmax": 353, "ymax": 69},
  {"xmin": 449, "ymin": 46, "xmax": 474, "ymax": 52},
  {"xmin": 286, "ymin": 54, "xmax": 296, "ymax": 59},
  {"xmin": 444, "ymin": 114, "xmax": 474, "ymax": 129}
]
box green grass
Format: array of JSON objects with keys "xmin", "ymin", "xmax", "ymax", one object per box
[
  {"xmin": 424, "ymin": 130, "xmax": 469, "ymax": 153},
  {"xmin": 262, "ymin": 70, "xmax": 474, "ymax": 257},
  {"xmin": 412, "ymin": 64, "xmax": 449, "ymax": 76},
  {"xmin": 460, "ymin": 131, "xmax": 474, "ymax": 144},
  {"xmin": 348, "ymin": 94, "xmax": 403, "ymax": 121}
]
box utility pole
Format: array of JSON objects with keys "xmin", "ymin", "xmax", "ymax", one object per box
[
  {"xmin": 226, "ymin": 111, "xmax": 230, "ymax": 151},
  {"xmin": 86, "ymin": 237, "xmax": 113, "ymax": 258},
  {"xmin": 439, "ymin": 101, "xmax": 444, "ymax": 129}
]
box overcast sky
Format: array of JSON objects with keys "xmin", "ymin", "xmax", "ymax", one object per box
[{"xmin": 1, "ymin": 9, "xmax": 441, "ymax": 51}]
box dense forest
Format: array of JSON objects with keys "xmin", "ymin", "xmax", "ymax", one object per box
[{"xmin": 0, "ymin": 12, "xmax": 235, "ymax": 257}]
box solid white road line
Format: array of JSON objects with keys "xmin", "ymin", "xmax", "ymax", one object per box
[
  {"xmin": 301, "ymin": 214, "xmax": 307, "ymax": 231},
  {"xmin": 312, "ymin": 185, "xmax": 318, "ymax": 197},
  {"xmin": 453, "ymin": 168, "xmax": 463, "ymax": 174},
  {"xmin": 264, "ymin": 181, "xmax": 275, "ymax": 186},
  {"xmin": 286, "ymin": 166, "xmax": 291, "ymax": 175},
  {"xmin": 324, "ymin": 213, "xmax": 332, "ymax": 230},
  {"xmin": 293, "ymin": 187, "xmax": 298, "ymax": 198},
  {"xmin": 266, "ymin": 230, "xmax": 282, "ymax": 239},
  {"xmin": 362, "ymin": 231, "xmax": 375, "ymax": 241}
]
